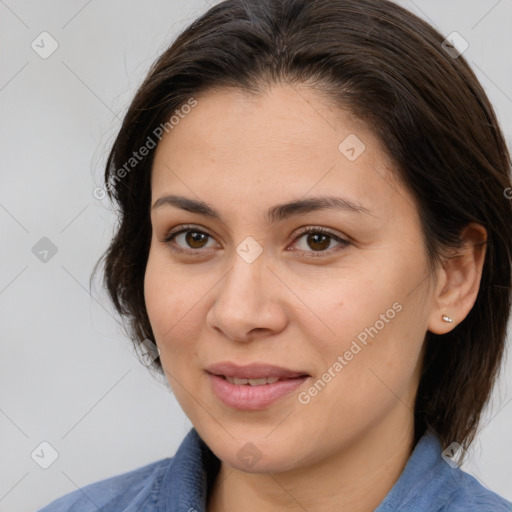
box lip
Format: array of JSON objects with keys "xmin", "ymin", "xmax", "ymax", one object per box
[
  {"xmin": 205, "ymin": 362, "xmax": 310, "ymax": 410},
  {"xmin": 207, "ymin": 374, "xmax": 309, "ymax": 410},
  {"xmin": 206, "ymin": 362, "xmax": 309, "ymax": 380}
]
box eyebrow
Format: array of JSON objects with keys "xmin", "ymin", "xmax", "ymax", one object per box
[{"xmin": 152, "ymin": 194, "xmax": 374, "ymax": 223}]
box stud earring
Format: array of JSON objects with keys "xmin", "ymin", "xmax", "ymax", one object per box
[{"xmin": 442, "ymin": 315, "xmax": 453, "ymax": 323}]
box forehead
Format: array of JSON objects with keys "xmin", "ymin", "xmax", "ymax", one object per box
[
  {"xmin": 153, "ymin": 84, "xmax": 375, "ymax": 167},
  {"xmin": 150, "ymin": 84, "xmax": 409, "ymax": 220}
]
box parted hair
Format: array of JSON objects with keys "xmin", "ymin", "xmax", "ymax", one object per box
[{"xmin": 92, "ymin": 0, "xmax": 512, "ymax": 453}]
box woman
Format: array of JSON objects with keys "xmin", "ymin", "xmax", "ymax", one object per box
[{"xmin": 38, "ymin": 0, "xmax": 512, "ymax": 510}]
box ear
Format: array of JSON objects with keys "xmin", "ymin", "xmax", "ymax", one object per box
[{"xmin": 427, "ymin": 223, "xmax": 487, "ymax": 334}]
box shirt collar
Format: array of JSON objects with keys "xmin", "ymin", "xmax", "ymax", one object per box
[
  {"xmin": 160, "ymin": 428, "xmax": 220, "ymax": 512},
  {"xmin": 374, "ymin": 430, "xmax": 452, "ymax": 511}
]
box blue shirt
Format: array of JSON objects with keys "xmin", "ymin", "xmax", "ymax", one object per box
[{"xmin": 37, "ymin": 428, "xmax": 511, "ymax": 511}]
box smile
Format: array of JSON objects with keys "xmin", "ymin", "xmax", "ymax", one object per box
[{"xmin": 207, "ymin": 372, "xmax": 309, "ymax": 410}]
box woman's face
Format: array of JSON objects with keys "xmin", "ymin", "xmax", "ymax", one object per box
[{"xmin": 145, "ymin": 84, "xmax": 438, "ymax": 472}]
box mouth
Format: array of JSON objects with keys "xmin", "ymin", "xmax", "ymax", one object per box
[
  {"xmin": 220, "ymin": 375, "xmax": 283, "ymax": 386},
  {"xmin": 205, "ymin": 362, "xmax": 310, "ymax": 410},
  {"xmin": 206, "ymin": 361, "xmax": 310, "ymax": 381}
]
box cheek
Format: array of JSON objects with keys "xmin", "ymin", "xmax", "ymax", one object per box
[
  {"xmin": 291, "ymin": 262, "xmax": 406, "ymax": 347},
  {"xmin": 144, "ymin": 248, "xmax": 189, "ymax": 344},
  {"xmin": 144, "ymin": 249, "xmax": 210, "ymax": 425},
  {"xmin": 144, "ymin": 250, "xmax": 169, "ymax": 336},
  {"xmin": 303, "ymin": 255, "xmax": 428, "ymax": 391},
  {"xmin": 143, "ymin": 245, "xmax": 211, "ymax": 368}
]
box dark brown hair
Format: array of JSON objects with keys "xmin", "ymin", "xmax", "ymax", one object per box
[{"xmin": 91, "ymin": 0, "xmax": 512, "ymax": 453}]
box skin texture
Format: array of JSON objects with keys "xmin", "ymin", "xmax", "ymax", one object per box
[{"xmin": 144, "ymin": 84, "xmax": 486, "ymax": 512}]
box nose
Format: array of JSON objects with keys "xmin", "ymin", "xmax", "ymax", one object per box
[{"xmin": 206, "ymin": 249, "xmax": 288, "ymax": 342}]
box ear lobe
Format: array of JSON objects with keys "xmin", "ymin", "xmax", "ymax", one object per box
[{"xmin": 427, "ymin": 223, "xmax": 487, "ymax": 335}]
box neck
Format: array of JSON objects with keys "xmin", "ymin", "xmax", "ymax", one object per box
[{"xmin": 207, "ymin": 414, "xmax": 416, "ymax": 512}]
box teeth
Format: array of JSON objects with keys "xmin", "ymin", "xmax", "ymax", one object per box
[
  {"xmin": 225, "ymin": 376, "xmax": 281, "ymax": 385},
  {"xmin": 248, "ymin": 378, "xmax": 270, "ymax": 386}
]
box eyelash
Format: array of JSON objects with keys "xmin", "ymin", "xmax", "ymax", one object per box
[{"xmin": 162, "ymin": 224, "xmax": 351, "ymax": 258}]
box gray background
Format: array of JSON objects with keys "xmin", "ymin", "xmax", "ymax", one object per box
[{"xmin": 0, "ymin": 1, "xmax": 511, "ymax": 510}]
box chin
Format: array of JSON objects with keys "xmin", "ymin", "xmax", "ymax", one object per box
[{"xmin": 207, "ymin": 433, "xmax": 308, "ymax": 474}]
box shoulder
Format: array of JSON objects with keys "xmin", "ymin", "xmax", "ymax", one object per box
[
  {"xmin": 36, "ymin": 457, "xmax": 172, "ymax": 512},
  {"xmin": 441, "ymin": 468, "xmax": 512, "ymax": 512},
  {"xmin": 377, "ymin": 431, "xmax": 512, "ymax": 512}
]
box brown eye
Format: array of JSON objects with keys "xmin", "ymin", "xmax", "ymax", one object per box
[
  {"xmin": 292, "ymin": 227, "xmax": 350, "ymax": 257},
  {"xmin": 304, "ymin": 232, "xmax": 331, "ymax": 251},
  {"xmin": 163, "ymin": 226, "xmax": 218, "ymax": 254},
  {"xmin": 184, "ymin": 231, "xmax": 209, "ymax": 249}
]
